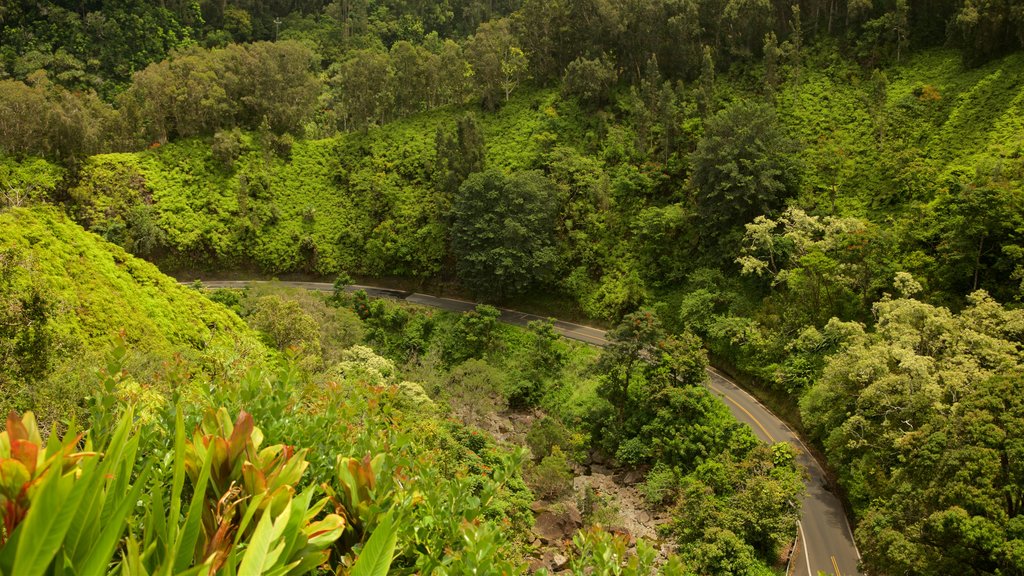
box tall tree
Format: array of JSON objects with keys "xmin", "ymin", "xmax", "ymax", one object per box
[
  {"xmin": 691, "ymin": 100, "xmax": 800, "ymax": 252},
  {"xmin": 328, "ymin": 49, "xmax": 395, "ymax": 131},
  {"xmin": 435, "ymin": 113, "xmax": 486, "ymax": 198},
  {"xmin": 801, "ymin": 287, "xmax": 1024, "ymax": 575},
  {"xmin": 450, "ymin": 169, "xmax": 561, "ymax": 298},
  {"xmin": 465, "ymin": 18, "xmax": 528, "ymax": 110}
]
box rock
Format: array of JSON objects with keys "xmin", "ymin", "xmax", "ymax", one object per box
[
  {"xmin": 621, "ymin": 469, "xmax": 646, "ymax": 486},
  {"xmin": 531, "ymin": 500, "xmax": 547, "ymax": 513},
  {"xmin": 564, "ymin": 502, "xmax": 583, "ymax": 528},
  {"xmin": 534, "ymin": 506, "xmax": 584, "ymax": 544},
  {"xmin": 606, "ymin": 525, "xmax": 634, "ymax": 545},
  {"xmin": 552, "ymin": 553, "xmax": 569, "ymax": 570}
]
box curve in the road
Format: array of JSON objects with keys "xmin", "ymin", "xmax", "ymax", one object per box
[{"xmin": 189, "ymin": 279, "xmax": 861, "ymax": 575}]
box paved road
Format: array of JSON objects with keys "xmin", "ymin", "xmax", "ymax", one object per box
[{"xmin": 190, "ymin": 279, "xmax": 861, "ymax": 575}]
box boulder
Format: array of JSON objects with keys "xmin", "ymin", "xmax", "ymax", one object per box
[{"xmin": 534, "ymin": 504, "xmax": 584, "ymax": 544}]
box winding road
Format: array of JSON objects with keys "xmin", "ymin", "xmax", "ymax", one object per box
[{"xmin": 192, "ymin": 279, "xmax": 861, "ymax": 575}]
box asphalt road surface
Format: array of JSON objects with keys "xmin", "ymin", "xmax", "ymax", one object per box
[{"xmin": 190, "ymin": 279, "xmax": 861, "ymax": 575}]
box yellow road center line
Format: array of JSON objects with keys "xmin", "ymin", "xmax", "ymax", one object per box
[
  {"xmin": 708, "ymin": 382, "xmax": 776, "ymax": 442},
  {"xmin": 832, "ymin": 555, "xmax": 842, "ymax": 576}
]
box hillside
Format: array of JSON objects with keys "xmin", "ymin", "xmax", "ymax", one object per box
[
  {"xmin": 2, "ymin": 0, "xmax": 1024, "ymax": 571},
  {"xmin": 0, "ymin": 206, "xmax": 268, "ymax": 424},
  {"xmin": 52, "ymin": 48, "xmax": 1024, "ymax": 312}
]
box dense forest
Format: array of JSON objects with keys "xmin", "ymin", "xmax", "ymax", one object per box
[{"xmin": 2, "ymin": 0, "xmax": 1024, "ymax": 574}]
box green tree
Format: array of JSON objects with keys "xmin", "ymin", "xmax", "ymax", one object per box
[
  {"xmin": 464, "ymin": 18, "xmax": 527, "ymax": 110},
  {"xmin": 926, "ymin": 177, "xmax": 1024, "ymax": 300},
  {"xmin": 451, "ymin": 169, "xmax": 562, "ymax": 299},
  {"xmin": 737, "ymin": 207, "xmax": 879, "ymax": 324},
  {"xmin": 691, "ymin": 100, "xmax": 801, "ymax": 253},
  {"xmin": 801, "ymin": 286, "xmax": 1024, "ymax": 575},
  {"xmin": 562, "ymin": 54, "xmax": 619, "ymax": 109},
  {"xmin": 434, "ymin": 113, "xmax": 486, "ymax": 198},
  {"xmin": 953, "ymin": 0, "xmax": 1024, "ymax": 65},
  {"xmin": 328, "ymin": 49, "xmax": 395, "ymax": 131}
]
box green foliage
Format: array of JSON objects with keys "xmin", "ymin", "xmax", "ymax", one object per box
[
  {"xmin": 211, "ymin": 129, "xmax": 243, "ymax": 170},
  {"xmin": 595, "ymin": 310, "xmax": 723, "ymax": 467},
  {"xmin": 124, "ymin": 41, "xmax": 322, "ymax": 140},
  {"xmin": 0, "ymin": 207, "xmax": 267, "ymax": 426},
  {"xmin": 640, "ymin": 462, "xmax": 678, "ymax": 508},
  {"xmin": 526, "ymin": 416, "xmax": 576, "ymax": 462},
  {"xmin": 692, "ymin": 100, "xmax": 801, "ymax": 252},
  {"xmin": 434, "ymin": 113, "xmax": 486, "ymax": 198},
  {"xmin": 464, "ymin": 19, "xmax": 528, "ymax": 110},
  {"xmin": 562, "ymin": 527, "xmax": 676, "ymax": 576},
  {"xmin": 0, "ymin": 156, "xmax": 64, "ymax": 206},
  {"xmin": 669, "ymin": 443, "xmax": 803, "ymax": 572},
  {"xmin": 562, "ymin": 55, "xmax": 618, "ymax": 109},
  {"xmin": 801, "ymin": 287, "xmax": 1024, "ymax": 575},
  {"xmin": 0, "ymin": 77, "xmax": 115, "ymax": 160},
  {"xmin": 452, "ymin": 169, "xmax": 562, "ymax": 299},
  {"xmin": 247, "ymin": 295, "xmax": 323, "ymax": 358},
  {"xmin": 442, "ymin": 304, "xmax": 501, "ymax": 364},
  {"xmin": 526, "ymin": 446, "xmax": 574, "ymax": 501}
]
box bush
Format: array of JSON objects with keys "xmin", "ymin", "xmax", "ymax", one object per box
[
  {"xmin": 505, "ymin": 377, "xmax": 543, "ymax": 409},
  {"xmin": 211, "ymin": 128, "xmax": 242, "ymax": 169},
  {"xmin": 442, "ymin": 304, "xmax": 501, "ymax": 365},
  {"xmin": 641, "ymin": 462, "xmax": 679, "ymax": 507},
  {"xmin": 526, "ymin": 415, "xmax": 574, "ymax": 461},
  {"xmin": 246, "ymin": 294, "xmax": 322, "ymax": 359},
  {"xmin": 442, "ymin": 358, "xmax": 507, "ymax": 428},
  {"xmin": 527, "ymin": 446, "xmax": 574, "ymax": 501}
]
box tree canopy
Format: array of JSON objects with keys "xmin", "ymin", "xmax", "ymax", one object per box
[{"xmin": 451, "ymin": 169, "xmax": 561, "ymax": 299}]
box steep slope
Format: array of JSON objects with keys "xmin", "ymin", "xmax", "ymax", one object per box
[{"xmin": 0, "ymin": 206, "xmax": 268, "ymax": 424}]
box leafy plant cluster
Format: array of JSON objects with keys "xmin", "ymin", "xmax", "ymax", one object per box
[
  {"xmin": 0, "ymin": 206, "xmax": 268, "ymax": 428},
  {"xmin": 323, "ymin": 285, "xmax": 805, "ymax": 574},
  {"xmin": 587, "ymin": 310, "xmax": 804, "ymax": 573},
  {"xmin": 0, "ymin": 369, "xmax": 526, "ymax": 575}
]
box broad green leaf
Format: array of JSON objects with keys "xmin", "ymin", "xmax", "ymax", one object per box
[
  {"xmin": 61, "ymin": 456, "xmax": 105, "ymax": 564},
  {"xmin": 172, "ymin": 441, "xmax": 214, "ymax": 573},
  {"xmin": 79, "ymin": 466, "xmax": 151, "ymax": 576},
  {"xmin": 168, "ymin": 406, "xmax": 186, "ymax": 548},
  {"xmin": 234, "ymin": 492, "xmax": 267, "ymax": 547},
  {"xmin": 237, "ymin": 501, "xmax": 292, "ymax": 576},
  {"xmin": 7, "ymin": 454, "xmax": 85, "ymax": 576},
  {"xmin": 350, "ymin": 513, "xmax": 399, "ymax": 576}
]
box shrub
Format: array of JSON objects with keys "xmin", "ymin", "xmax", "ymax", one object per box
[
  {"xmin": 526, "ymin": 415, "xmax": 574, "ymax": 461},
  {"xmin": 211, "ymin": 128, "xmax": 242, "ymax": 169},
  {"xmin": 246, "ymin": 294, "xmax": 322, "ymax": 359},
  {"xmin": 442, "ymin": 304, "xmax": 501, "ymax": 365},
  {"xmin": 526, "ymin": 446, "xmax": 574, "ymax": 501},
  {"xmin": 641, "ymin": 462, "xmax": 679, "ymax": 507}
]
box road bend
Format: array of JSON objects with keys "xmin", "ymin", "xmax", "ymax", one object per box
[{"xmin": 187, "ymin": 279, "xmax": 861, "ymax": 575}]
